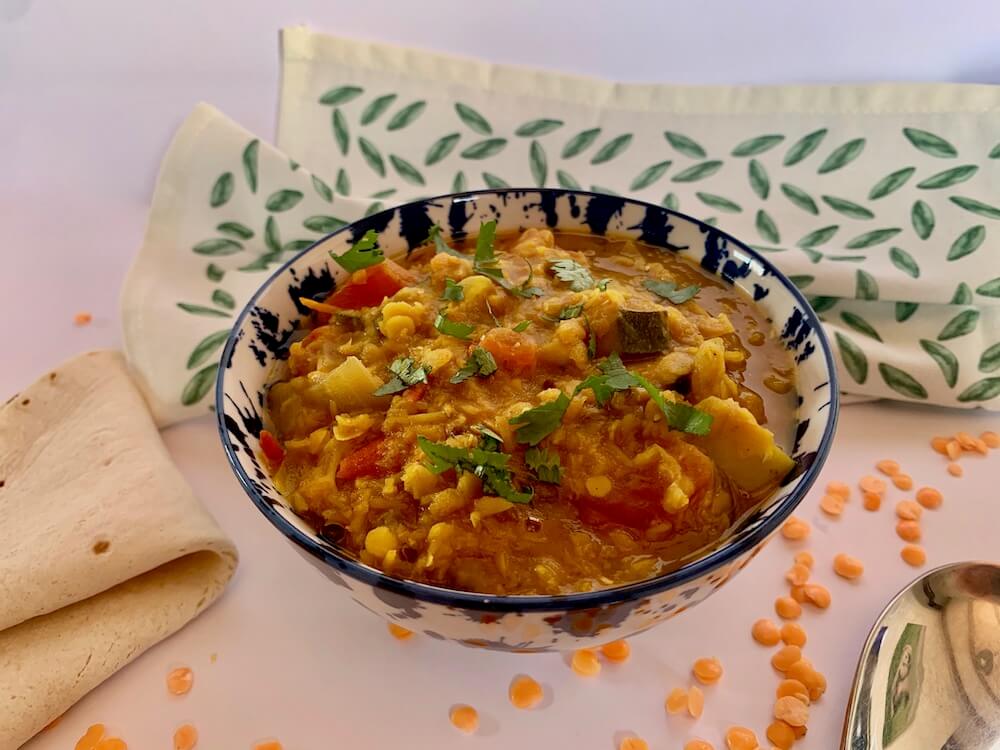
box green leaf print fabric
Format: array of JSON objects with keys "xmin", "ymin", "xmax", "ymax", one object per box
[{"xmin": 121, "ymin": 28, "xmax": 1000, "ymax": 424}]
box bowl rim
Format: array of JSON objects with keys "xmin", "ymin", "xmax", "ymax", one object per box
[{"xmin": 216, "ymin": 187, "xmax": 839, "ymax": 613}]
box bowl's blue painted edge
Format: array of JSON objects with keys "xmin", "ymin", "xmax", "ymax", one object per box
[{"xmin": 215, "ymin": 187, "xmax": 840, "ymax": 614}]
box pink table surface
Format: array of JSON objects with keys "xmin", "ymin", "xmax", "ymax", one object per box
[{"xmin": 5, "ymin": 3, "xmax": 1000, "ymax": 748}]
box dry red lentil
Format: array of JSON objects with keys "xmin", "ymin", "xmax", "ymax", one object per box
[
  {"xmin": 173, "ymin": 724, "xmax": 198, "ymax": 750},
  {"xmin": 859, "ymin": 475, "xmax": 886, "ymax": 495},
  {"xmin": 752, "ymin": 618, "xmax": 781, "ymax": 646},
  {"xmin": 75, "ymin": 725, "xmax": 106, "ymax": 750},
  {"xmin": 947, "ymin": 462, "xmax": 963, "ymax": 477},
  {"xmin": 916, "ymin": 487, "xmax": 943, "ymax": 509},
  {"xmin": 896, "ymin": 520, "xmax": 921, "ymax": 542},
  {"xmin": 862, "ymin": 492, "xmax": 882, "ymax": 511},
  {"xmin": 825, "ymin": 480, "xmax": 850, "ymax": 498},
  {"xmin": 665, "ymin": 686, "xmax": 689, "ymax": 714},
  {"xmin": 449, "ymin": 705, "xmax": 479, "ymax": 734},
  {"xmin": 982, "ymin": 431, "xmax": 1000, "ymax": 448},
  {"xmin": 724, "ymin": 726, "xmax": 759, "ymax": 750},
  {"xmin": 388, "ymin": 623, "xmax": 414, "ymax": 640},
  {"xmin": 692, "ymin": 656, "xmax": 724, "ymax": 684},
  {"xmin": 785, "ymin": 562, "xmax": 811, "ymax": 586},
  {"xmin": 166, "ymin": 667, "xmax": 193, "ymax": 696},
  {"xmin": 901, "ymin": 544, "xmax": 927, "ymax": 567},
  {"xmin": 896, "ymin": 500, "xmax": 923, "ymax": 520},
  {"xmin": 794, "ymin": 550, "xmax": 814, "ymax": 569},
  {"xmin": 600, "ymin": 639, "xmax": 631, "ymax": 662},
  {"xmin": 833, "ymin": 553, "xmax": 864, "ymax": 580},
  {"xmin": 780, "ymin": 622, "xmax": 807, "ymax": 647},
  {"xmin": 509, "ymin": 675, "xmax": 544, "ymax": 709},
  {"xmin": 876, "ymin": 459, "xmax": 900, "ymax": 476},
  {"xmin": 684, "ymin": 741, "xmax": 714, "ymax": 750},
  {"xmin": 892, "ymin": 473, "xmax": 913, "ymax": 490},
  {"xmin": 931, "ymin": 436, "xmax": 950, "ymax": 454},
  {"xmin": 819, "ymin": 493, "xmax": 845, "ymax": 517},
  {"xmin": 780, "ymin": 516, "xmax": 811, "ymax": 540},
  {"xmin": 571, "ymin": 649, "xmax": 601, "ymax": 677},
  {"xmin": 775, "ymin": 596, "xmax": 802, "ymax": 620},
  {"xmin": 774, "ymin": 695, "xmax": 809, "ymax": 726},
  {"xmin": 688, "ymin": 685, "xmax": 705, "ymax": 718},
  {"xmin": 618, "ymin": 738, "xmax": 649, "ymax": 750},
  {"xmin": 803, "ymin": 583, "xmax": 831, "ymax": 609},
  {"xmin": 771, "ymin": 645, "xmax": 802, "ymax": 672},
  {"xmin": 766, "ymin": 719, "xmax": 796, "ymax": 749}
]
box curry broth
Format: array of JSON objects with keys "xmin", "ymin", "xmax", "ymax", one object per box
[{"xmin": 264, "ymin": 228, "xmax": 798, "ymax": 595}]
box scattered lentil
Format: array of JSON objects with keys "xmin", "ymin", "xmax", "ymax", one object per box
[
  {"xmin": 173, "ymin": 725, "xmax": 198, "ymax": 750},
  {"xmin": 449, "ymin": 705, "xmax": 479, "ymax": 734},
  {"xmin": 789, "ymin": 585, "xmax": 808, "ymax": 603},
  {"xmin": 982, "ymin": 431, "xmax": 1000, "ymax": 449},
  {"xmin": 775, "ymin": 596, "xmax": 802, "ymax": 620},
  {"xmin": 780, "ymin": 622, "xmax": 807, "ymax": 647},
  {"xmin": 931, "ymin": 436, "xmax": 950, "ymax": 454},
  {"xmin": 771, "ymin": 645, "xmax": 803, "ymax": 672},
  {"xmin": 876, "ymin": 460, "xmax": 900, "ymax": 476},
  {"xmin": 892, "ymin": 473, "xmax": 913, "ymax": 490},
  {"xmin": 766, "ymin": 719, "xmax": 796, "ymax": 749},
  {"xmin": 833, "ymin": 553, "xmax": 864, "ymax": 580},
  {"xmin": 774, "ymin": 695, "xmax": 809, "ymax": 726},
  {"xmin": 947, "ymin": 462, "xmax": 963, "ymax": 477},
  {"xmin": 785, "ymin": 562, "xmax": 811, "ymax": 586},
  {"xmin": 859, "ymin": 476, "xmax": 886, "ymax": 495},
  {"xmin": 692, "ymin": 656, "xmax": 724, "ymax": 684},
  {"xmin": 388, "ymin": 623, "xmax": 414, "ymax": 640},
  {"xmin": 74, "ymin": 312, "xmax": 93, "ymax": 326},
  {"xmin": 803, "ymin": 584, "xmax": 831, "ymax": 609},
  {"xmin": 166, "ymin": 667, "xmax": 193, "ymax": 696},
  {"xmin": 509, "ymin": 675, "xmax": 544, "ymax": 709},
  {"xmin": 916, "ymin": 487, "xmax": 943, "ymax": 509},
  {"xmin": 825, "ymin": 481, "xmax": 850, "ymax": 498},
  {"xmin": 665, "ymin": 687, "xmax": 689, "ymax": 714},
  {"xmin": 688, "ymin": 685, "xmax": 705, "ymax": 718},
  {"xmin": 724, "ymin": 726, "xmax": 759, "ymax": 750},
  {"xmin": 901, "ymin": 544, "xmax": 927, "ymax": 567},
  {"xmin": 896, "ymin": 520, "xmax": 921, "ymax": 542},
  {"xmin": 794, "ymin": 551, "xmax": 814, "ymax": 569},
  {"xmin": 819, "ymin": 494, "xmax": 845, "ymax": 517},
  {"xmin": 600, "ymin": 639, "xmax": 631, "ymax": 662},
  {"xmin": 619, "ymin": 738, "xmax": 649, "ymax": 750},
  {"xmin": 684, "ymin": 741, "xmax": 714, "ymax": 750},
  {"xmin": 752, "ymin": 618, "xmax": 781, "ymax": 646},
  {"xmin": 776, "ymin": 679, "xmax": 810, "ymax": 703},
  {"xmin": 896, "ymin": 500, "xmax": 923, "ymax": 520},
  {"xmin": 571, "ymin": 649, "xmax": 601, "ymax": 677},
  {"xmin": 75, "ymin": 725, "xmax": 106, "ymax": 750},
  {"xmin": 862, "ymin": 492, "xmax": 881, "ymax": 511},
  {"xmin": 780, "ymin": 517, "xmax": 811, "ymax": 540},
  {"xmin": 946, "ymin": 440, "xmax": 961, "ymax": 460}
]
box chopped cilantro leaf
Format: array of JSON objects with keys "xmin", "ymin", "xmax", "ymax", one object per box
[
  {"xmin": 475, "ymin": 424, "xmax": 504, "ymax": 449},
  {"xmin": 510, "ymin": 392, "xmax": 571, "ymax": 446},
  {"xmin": 596, "ymin": 279, "xmax": 611, "ymax": 291},
  {"xmin": 573, "ymin": 354, "xmax": 712, "ymax": 435},
  {"xmin": 525, "ymin": 447, "xmax": 561, "ymax": 484},
  {"xmin": 584, "ymin": 313, "xmax": 597, "ymax": 359},
  {"xmin": 450, "ymin": 346, "xmax": 498, "ymax": 383},
  {"xmin": 416, "ymin": 435, "xmax": 532, "ymax": 504},
  {"xmin": 632, "ymin": 373, "xmax": 713, "ymax": 435},
  {"xmin": 434, "ymin": 311, "xmax": 475, "ymax": 340},
  {"xmin": 643, "ymin": 279, "xmax": 701, "ymax": 304},
  {"xmin": 559, "ymin": 304, "xmax": 583, "ymax": 320},
  {"xmin": 441, "ymin": 278, "xmax": 464, "ymax": 301},
  {"xmin": 469, "ymin": 221, "xmax": 544, "ymax": 299},
  {"xmin": 331, "ymin": 229, "xmax": 384, "ymax": 272},
  {"xmin": 372, "ymin": 357, "xmax": 429, "ymax": 396},
  {"xmin": 549, "ymin": 258, "xmax": 595, "ymax": 292},
  {"xmin": 475, "ymin": 220, "xmax": 498, "ymax": 264},
  {"xmin": 512, "ymin": 320, "xmax": 531, "ymax": 332},
  {"xmin": 427, "ymin": 224, "xmax": 466, "ymax": 259}
]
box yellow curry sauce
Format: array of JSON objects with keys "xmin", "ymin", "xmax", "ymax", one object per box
[{"xmin": 263, "ymin": 226, "xmax": 796, "ymax": 595}]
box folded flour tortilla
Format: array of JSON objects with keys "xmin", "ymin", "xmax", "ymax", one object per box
[{"xmin": 0, "ymin": 351, "xmax": 238, "ymax": 747}]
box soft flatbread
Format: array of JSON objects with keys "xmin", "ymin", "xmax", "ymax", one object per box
[{"xmin": 0, "ymin": 350, "xmax": 238, "ymax": 747}]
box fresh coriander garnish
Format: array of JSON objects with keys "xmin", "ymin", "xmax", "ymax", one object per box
[
  {"xmin": 559, "ymin": 304, "xmax": 583, "ymax": 320},
  {"xmin": 548, "ymin": 258, "xmax": 594, "ymax": 292},
  {"xmin": 596, "ymin": 279, "xmax": 611, "ymax": 291},
  {"xmin": 643, "ymin": 279, "xmax": 701, "ymax": 304},
  {"xmin": 471, "ymin": 221, "xmax": 544, "ymax": 298},
  {"xmin": 512, "ymin": 320, "xmax": 531, "ymax": 332},
  {"xmin": 450, "ymin": 346, "xmax": 498, "ymax": 383},
  {"xmin": 416, "ymin": 435, "xmax": 533, "ymax": 504},
  {"xmin": 427, "ymin": 224, "xmax": 466, "ymax": 259},
  {"xmin": 475, "ymin": 424, "xmax": 504, "ymax": 449},
  {"xmin": 584, "ymin": 313, "xmax": 597, "ymax": 359},
  {"xmin": 525, "ymin": 446, "xmax": 561, "ymax": 484},
  {"xmin": 574, "ymin": 352, "xmax": 638, "ymax": 406},
  {"xmin": 331, "ymin": 229, "xmax": 384, "ymax": 272},
  {"xmin": 434, "ymin": 311, "xmax": 475, "ymax": 340},
  {"xmin": 509, "ymin": 392, "xmax": 571, "ymax": 446},
  {"xmin": 632, "ymin": 373, "xmax": 713, "ymax": 435},
  {"xmin": 441, "ymin": 278, "xmax": 464, "ymax": 301},
  {"xmin": 373, "ymin": 356, "xmax": 429, "ymax": 396}
]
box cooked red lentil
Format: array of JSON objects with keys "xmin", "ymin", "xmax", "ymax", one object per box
[{"xmin": 263, "ymin": 226, "xmax": 796, "ymax": 595}]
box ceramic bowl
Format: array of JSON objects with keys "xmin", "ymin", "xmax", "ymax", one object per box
[{"xmin": 217, "ymin": 189, "xmax": 838, "ymax": 652}]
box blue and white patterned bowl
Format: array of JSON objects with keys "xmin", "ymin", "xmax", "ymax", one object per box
[{"xmin": 217, "ymin": 189, "xmax": 838, "ymax": 652}]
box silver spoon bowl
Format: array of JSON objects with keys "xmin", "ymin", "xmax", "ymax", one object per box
[{"xmin": 842, "ymin": 562, "xmax": 1000, "ymax": 749}]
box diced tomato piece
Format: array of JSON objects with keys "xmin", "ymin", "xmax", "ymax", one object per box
[
  {"xmin": 480, "ymin": 328, "xmax": 537, "ymax": 375},
  {"xmin": 325, "ymin": 260, "xmax": 414, "ymax": 309},
  {"xmin": 337, "ymin": 438, "xmax": 389, "ymax": 479},
  {"xmin": 403, "ymin": 382, "xmax": 429, "ymax": 402},
  {"xmin": 577, "ymin": 483, "xmax": 663, "ymax": 529},
  {"xmin": 259, "ymin": 429, "xmax": 285, "ymax": 468}
]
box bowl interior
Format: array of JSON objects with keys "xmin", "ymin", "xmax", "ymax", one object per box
[{"xmin": 218, "ymin": 189, "xmax": 838, "ymax": 610}]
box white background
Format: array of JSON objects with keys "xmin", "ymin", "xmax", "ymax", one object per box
[{"xmin": 3, "ymin": 2, "xmax": 1000, "ymax": 748}]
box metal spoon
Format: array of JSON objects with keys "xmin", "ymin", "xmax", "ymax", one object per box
[{"xmin": 842, "ymin": 562, "xmax": 1000, "ymax": 749}]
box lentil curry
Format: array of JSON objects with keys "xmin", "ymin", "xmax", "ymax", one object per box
[{"xmin": 262, "ymin": 224, "xmax": 797, "ymax": 595}]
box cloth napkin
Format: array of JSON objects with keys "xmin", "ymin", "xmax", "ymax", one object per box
[
  {"xmin": 123, "ymin": 27, "xmax": 1000, "ymax": 426},
  {"xmin": 0, "ymin": 351, "xmax": 238, "ymax": 747}
]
